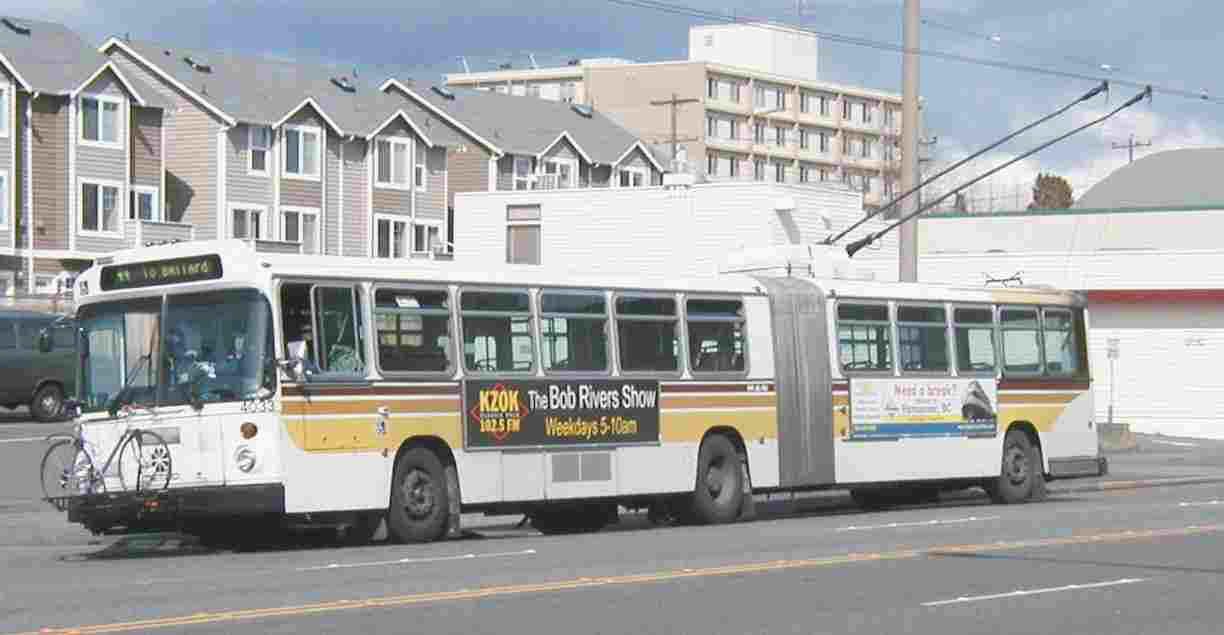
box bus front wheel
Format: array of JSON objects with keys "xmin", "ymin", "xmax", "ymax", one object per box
[
  {"xmin": 387, "ymin": 448, "xmax": 450, "ymax": 543},
  {"xmin": 691, "ymin": 434, "xmax": 744, "ymax": 524}
]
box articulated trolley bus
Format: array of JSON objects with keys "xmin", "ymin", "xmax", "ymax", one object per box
[{"xmin": 44, "ymin": 240, "xmax": 1104, "ymax": 542}]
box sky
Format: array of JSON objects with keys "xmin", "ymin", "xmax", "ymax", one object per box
[{"xmin": 11, "ymin": 0, "xmax": 1223, "ymax": 208}]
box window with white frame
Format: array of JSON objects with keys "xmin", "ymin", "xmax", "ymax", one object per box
[
  {"xmin": 707, "ymin": 116, "xmax": 718, "ymax": 138},
  {"xmin": 376, "ymin": 216, "xmax": 409, "ymax": 258},
  {"xmin": 0, "ymin": 171, "xmax": 7, "ymax": 228},
  {"xmin": 540, "ymin": 158, "xmax": 576, "ymax": 189},
  {"xmin": 35, "ymin": 275, "xmax": 59, "ymax": 296},
  {"xmin": 281, "ymin": 207, "xmax": 320, "ymax": 254},
  {"xmin": 819, "ymin": 130, "xmax": 829, "ymax": 152},
  {"xmin": 513, "ymin": 156, "xmax": 532, "ymax": 190},
  {"xmin": 729, "ymin": 119, "xmax": 739, "ymax": 140},
  {"xmin": 774, "ymin": 162, "xmax": 786, "ymax": 183},
  {"xmin": 861, "ymin": 102, "xmax": 872, "ymax": 124},
  {"xmin": 774, "ymin": 87, "xmax": 786, "ymax": 110},
  {"xmin": 728, "ymin": 156, "xmax": 740, "ymax": 178},
  {"xmin": 842, "ymin": 99, "xmax": 852, "ymax": 120},
  {"xmin": 231, "ymin": 206, "xmax": 270, "ymax": 240},
  {"xmin": 0, "ymin": 83, "xmax": 8, "ymax": 138},
  {"xmin": 707, "ymin": 78, "xmax": 718, "ymax": 99},
  {"xmin": 729, "ymin": 82, "xmax": 741, "ymax": 103},
  {"xmin": 799, "ymin": 129, "xmax": 809, "ymax": 150},
  {"xmin": 506, "ymin": 205, "xmax": 541, "ymax": 265},
  {"xmin": 819, "ymin": 95, "xmax": 830, "ymax": 116},
  {"xmin": 800, "ymin": 92, "xmax": 810, "ymax": 114},
  {"xmin": 618, "ymin": 166, "xmax": 646, "ymax": 187},
  {"xmin": 415, "ymin": 147, "xmax": 427, "ymax": 192},
  {"xmin": 80, "ymin": 95, "xmax": 121, "ymax": 145},
  {"xmin": 774, "ymin": 125, "xmax": 786, "ymax": 147},
  {"xmin": 799, "ymin": 165, "xmax": 810, "ymax": 183},
  {"xmin": 376, "ymin": 137, "xmax": 411, "ymax": 188},
  {"xmin": 754, "ymin": 85, "xmax": 767, "ymax": 108},
  {"xmin": 706, "ymin": 154, "xmax": 718, "ymax": 177},
  {"xmin": 129, "ymin": 186, "xmax": 160, "ymax": 222},
  {"xmin": 753, "ymin": 159, "xmax": 765, "ymax": 181},
  {"xmin": 413, "ymin": 223, "xmax": 441, "ymax": 254},
  {"xmin": 80, "ymin": 181, "xmax": 121, "ymax": 233},
  {"xmin": 0, "ymin": 271, "xmax": 13, "ymax": 298},
  {"xmin": 753, "ymin": 122, "xmax": 765, "ymax": 143},
  {"xmin": 862, "ymin": 138, "xmax": 873, "ymax": 159},
  {"xmin": 283, "ymin": 125, "xmax": 321, "ymax": 179},
  {"xmin": 249, "ymin": 125, "xmax": 272, "ymax": 174}
]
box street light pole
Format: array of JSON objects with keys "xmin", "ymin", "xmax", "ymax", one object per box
[{"xmin": 898, "ymin": 0, "xmax": 920, "ymax": 282}]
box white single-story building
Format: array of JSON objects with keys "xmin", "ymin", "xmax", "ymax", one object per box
[
  {"xmin": 452, "ymin": 180, "xmax": 900, "ymax": 280},
  {"xmin": 918, "ymin": 148, "xmax": 1224, "ymax": 439}
]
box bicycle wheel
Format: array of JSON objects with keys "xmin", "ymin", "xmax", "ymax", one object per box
[
  {"xmin": 40, "ymin": 439, "xmax": 97, "ymax": 510},
  {"xmin": 117, "ymin": 430, "xmax": 173, "ymax": 492}
]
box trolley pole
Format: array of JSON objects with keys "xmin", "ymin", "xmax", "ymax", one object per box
[{"xmin": 898, "ymin": 0, "xmax": 920, "ymax": 281}]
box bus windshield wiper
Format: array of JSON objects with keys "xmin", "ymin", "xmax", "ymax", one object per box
[{"xmin": 106, "ymin": 352, "xmax": 152, "ymax": 418}]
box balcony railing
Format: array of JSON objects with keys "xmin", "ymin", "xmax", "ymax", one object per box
[{"xmin": 124, "ymin": 219, "xmax": 195, "ymax": 249}]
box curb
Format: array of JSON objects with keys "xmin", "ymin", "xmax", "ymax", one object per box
[{"xmin": 1048, "ymin": 476, "xmax": 1224, "ymax": 494}]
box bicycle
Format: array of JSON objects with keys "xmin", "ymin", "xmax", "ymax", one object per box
[{"xmin": 40, "ymin": 403, "xmax": 174, "ymax": 511}]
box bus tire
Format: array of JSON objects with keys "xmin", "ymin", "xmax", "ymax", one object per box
[
  {"xmin": 31, "ymin": 383, "xmax": 65, "ymax": 423},
  {"xmin": 988, "ymin": 429, "xmax": 1036, "ymax": 504},
  {"xmin": 387, "ymin": 448, "xmax": 450, "ymax": 543},
  {"xmin": 691, "ymin": 434, "xmax": 744, "ymax": 525}
]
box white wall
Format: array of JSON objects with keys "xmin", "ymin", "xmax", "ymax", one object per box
[
  {"xmin": 689, "ymin": 23, "xmax": 820, "ymax": 82},
  {"xmin": 453, "ymin": 181, "xmax": 897, "ymax": 280}
]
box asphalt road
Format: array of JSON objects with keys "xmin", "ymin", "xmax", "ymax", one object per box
[{"xmin": 4, "ymin": 415, "xmax": 1224, "ymax": 634}]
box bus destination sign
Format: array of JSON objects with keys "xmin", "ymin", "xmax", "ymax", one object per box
[
  {"xmin": 99, "ymin": 254, "xmax": 223, "ymax": 291},
  {"xmin": 464, "ymin": 379, "xmax": 660, "ymax": 449}
]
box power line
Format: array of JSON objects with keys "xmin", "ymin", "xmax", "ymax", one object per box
[
  {"xmin": 604, "ymin": 0, "xmax": 1223, "ymax": 104},
  {"xmin": 921, "ymin": 18, "xmax": 1125, "ymax": 76},
  {"xmin": 1112, "ymin": 133, "xmax": 1152, "ymax": 163}
]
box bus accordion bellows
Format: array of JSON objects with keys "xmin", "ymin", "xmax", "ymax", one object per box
[{"xmin": 53, "ymin": 239, "xmax": 1104, "ymax": 541}]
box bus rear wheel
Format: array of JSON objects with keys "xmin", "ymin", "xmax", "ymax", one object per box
[
  {"xmin": 987, "ymin": 429, "xmax": 1038, "ymax": 504},
  {"xmin": 387, "ymin": 448, "xmax": 449, "ymax": 543},
  {"xmin": 691, "ymin": 434, "xmax": 744, "ymax": 525}
]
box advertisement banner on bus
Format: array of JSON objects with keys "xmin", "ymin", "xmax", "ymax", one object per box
[
  {"xmin": 848, "ymin": 378, "xmax": 998, "ymax": 440},
  {"xmin": 463, "ymin": 379, "xmax": 661, "ymax": 449}
]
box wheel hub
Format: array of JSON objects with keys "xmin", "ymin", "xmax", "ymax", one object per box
[
  {"xmin": 401, "ymin": 469, "xmax": 436, "ymax": 519},
  {"xmin": 1005, "ymin": 445, "xmax": 1029, "ymax": 485}
]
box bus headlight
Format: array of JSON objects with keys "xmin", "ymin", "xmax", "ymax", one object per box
[{"xmin": 234, "ymin": 445, "xmax": 257, "ymax": 473}]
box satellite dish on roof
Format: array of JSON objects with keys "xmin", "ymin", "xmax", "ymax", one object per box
[
  {"xmin": 571, "ymin": 104, "xmax": 593, "ymax": 118},
  {"xmin": 2, "ymin": 18, "xmax": 31, "ymax": 35},
  {"xmin": 331, "ymin": 77, "xmax": 356, "ymax": 93},
  {"xmin": 431, "ymin": 85, "xmax": 455, "ymax": 100}
]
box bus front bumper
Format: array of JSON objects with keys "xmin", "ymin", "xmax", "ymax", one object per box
[{"xmin": 67, "ymin": 484, "xmax": 285, "ymax": 532}]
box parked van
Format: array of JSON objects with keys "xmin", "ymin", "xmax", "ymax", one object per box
[{"xmin": 0, "ymin": 310, "xmax": 76, "ymax": 422}]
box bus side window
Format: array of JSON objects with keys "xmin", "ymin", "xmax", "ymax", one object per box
[
  {"xmin": 374, "ymin": 288, "xmax": 453, "ymax": 374},
  {"xmin": 540, "ymin": 291, "xmax": 608, "ymax": 373},
  {"xmin": 1042, "ymin": 308, "xmax": 1078, "ymax": 377},
  {"xmin": 897, "ymin": 305, "xmax": 948, "ymax": 373},
  {"xmin": 280, "ymin": 283, "xmax": 317, "ymax": 369},
  {"xmin": 686, "ymin": 298, "xmax": 745, "ymax": 373},
  {"xmin": 460, "ymin": 289, "xmax": 534, "ymax": 373},
  {"xmin": 615, "ymin": 295, "xmax": 679, "ymax": 373},
  {"xmin": 837, "ymin": 303, "xmax": 892, "ymax": 372},
  {"xmin": 313, "ymin": 286, "xmax": 366, "ymax": 374},
  {"xmin": 1000, "ymin": 307, "xmax": 1042, "ymax": 375},
  {"xmin": 953, "ymin": 307, "xmax": 996, "ymax": 374}
]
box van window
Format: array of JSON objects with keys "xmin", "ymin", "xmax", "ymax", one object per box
[
  {"xmin": 461, "ymin": 290, "xmax": 534, "ymax": 373},
  {"xmin": 540, "ymin": 291, "xmax": 608, "ymax": 372},
  {"xmin": 615, "ymin": 295, "xmax": 679, "ymax": 372},
  {"xmin": 374, "ymin": 288, "xmax": 452, "ymax": 374},
  {"xmin": 897, "ymin": 305, "xmax": 948, "ymax": 372},
  {"xmin": 1000, "ymin": 307, "xmax": 1041, "ymax": 374},
  {"xmin": 837, "ymin": 303, "xmax": 891, "ymax": 371},
  {"xmin": 687, "ymin": 298, "xmax": 745, "ymax": 373},
  {"xmin": 0, "ymin": 319, "xmax": 14, "ymax": 350},
  {"xmin": 52, "ymin": 324, "xmax": 76, "ymax": 350},
  {"xmin": 1042, "ymin": 308, "xmax": 1079, "ymax": 376},
  {"xmin": 953, "ymin": 307, "xmax": 996, "ymax": 373}
]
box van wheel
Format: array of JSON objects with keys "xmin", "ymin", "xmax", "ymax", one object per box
[
  {"xmin": 987, "ymin": 429, "xmax": 1036, "ymax": 504},
  {"xmin": 31, "ymin": 384, "xmax": 64, "ymax": 423},
  {"xmin": 691, "ymin": 435, "xmax": 744, "ymax": 524},
  {"xmin": 387, "ymin": 448, "xmax": 449, "ymax": 543}
]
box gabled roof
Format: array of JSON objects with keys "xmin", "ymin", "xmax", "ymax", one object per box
[
  {"xmin": 382, "ymin": 80, "xmax": 651, "ymax": 165},
  {"xmin": 614, "ymin": 140, "xmax": 666, "ymax": 172},
  {"xmin": 1074, "ymin": 148, "xmax": 1224, "ymax": 209},
  {"xmin": 103, "ymin": 38, "xmax": 465, "ymax": 144},
  {"xmin": 0, "ymin": 16, "xmax": 166, "ymax": 108}
]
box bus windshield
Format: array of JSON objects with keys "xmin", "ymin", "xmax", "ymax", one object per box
[{"xmin": 77, "ymin": 289, "xmax": 275, "ymax": 413}]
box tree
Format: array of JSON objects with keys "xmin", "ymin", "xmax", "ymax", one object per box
[{"xmin": 1028, "ymin": 173, "xmax": 1073, "ymax": 210}]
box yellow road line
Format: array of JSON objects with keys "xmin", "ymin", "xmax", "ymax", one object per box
[{"xmin": 22, "ymin": 524, "xmax": 1223, "ymax": 634}]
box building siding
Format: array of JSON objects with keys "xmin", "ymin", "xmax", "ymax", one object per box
[
  {"xmin": 446, "ymin": 144, "xmax": 493, "ymax": 202},
  {"xmin": 130, "ymin": 106, "xmax": 162, "ymax": 187},
  {"xmin": 30, "ymin": 96, "xmax": 68, "ymax": 251},
  {"xmin": 3, "ymin": 90, "xmax": 23, "ymax": 250},
  {"xmin": 372, "ymin": 184, "xmax": 411, "ymax": 216},
  {"xmin": 584, "ymin": 62, "xmax": 706, "ymax": 171},
  {"xmin": 341, "ymin": 139, "xmax": 368, "ymax": 257},
  {"xmin": 76, "ymin": 233, "xmax": 125, "ymax": 254},
  {"xmin": 77, "ymin": 144, "xmax": 125, "ymax": 184},
  {"xmin": 279, "ymin": 108, "xmax": 327, "ymax": 209},
  {"xmin": 226, "ymin": 125, "xmax": 272, "ymax": 210},
  {"xmin": 416, "ymin": 146, "xmax": 446, "ymax": 223},
  {"xmin": 325, "ymin": 131, "xmax": 340, "ymax": 255},
  {"xmin": 108, "ymin": 48, "xmax": 222, "ymax": 235}
]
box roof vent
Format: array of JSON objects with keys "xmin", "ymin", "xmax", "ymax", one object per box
[
  {"xmin": 183, "ymin": 55, "xmax": 211, "ymax": 73},
  {"xmin": 431, "ymin": 85, "xmax": 455, "ymax": 100},
  {"xmin": 571, "ymin": 103, "xmax": 593, "ymax": 118},
  {"xmin": 567, "ymin": 59, "xmax": 581, "ymax": 66},
  {"xmin": 2, "ymin": 18, "xmax": 31, "ymax": 35},
  {"xmin": 331, "ymin": 76, "xmax": 356, "ymax": 92}
]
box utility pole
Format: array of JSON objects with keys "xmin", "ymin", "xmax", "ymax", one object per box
[
  {"xmin": 650, "ymin": 93, "xmax": 700, "ymax": 170},
  {"xmin": 898, "ymin": 0, "xmax": 920, "ymax": 282},
  {"xmin": 1112, "ymin": 133, "xmax": 1151, "ymax": 163}
]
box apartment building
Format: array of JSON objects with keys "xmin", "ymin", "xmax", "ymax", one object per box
[
  {"xmin": 380, "ymin": 81, "xmax": 664, "ymax": 203},
  {"xmin": 445, "ymin": 23, "xmax": 903, "ymax": 209},
  {"xmin": 101, "ymin": 38, "xmax": 472, "ymax": 260},
  {"xmin": 0, "ymin": 16, "xmax": 170, "ymax": 298}
]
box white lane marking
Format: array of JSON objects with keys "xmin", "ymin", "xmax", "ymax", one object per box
[
  {"xmin": 922, "ymin": 578, "xmax": 1145, "ymax": 607},
  {"xmin": 837, "ymin": 515, "xmax": 1001, "ymax": 532},
  {"xmin": 0, "ymin": 436, "xmax": 49, "ymax": 444},
  {"xmin": 1179, "ymin": 500, "xmax": 1224, "ymax": 507},
  {"xmin": 296, "ymin": 548, "xmax": 537, "ymax": 572},
  {"xmin": 1149, "ymin": 439, "xmax": 1200, "ymax": 447}
]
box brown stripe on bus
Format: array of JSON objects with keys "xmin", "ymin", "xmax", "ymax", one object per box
[
  {"xmin": 997, "ymin": 379, "xmax": 1090, "ymax": 391},
  {"xmin": 281, "ymin": 384, "xmax": 461, "ymax": 398},
  {"xmin": 660, "ymin": 383, "xmax": 775, "ymax": 394}
]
